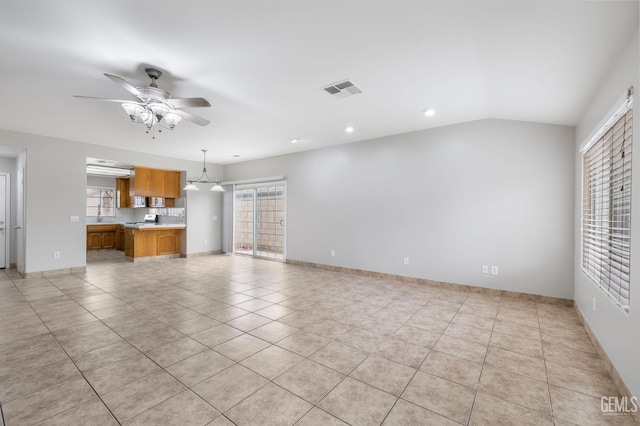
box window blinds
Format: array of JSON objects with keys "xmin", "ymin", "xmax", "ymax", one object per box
[{"xmin": 582, "ymin": 107, "xmax": 633, "ymax": 308}]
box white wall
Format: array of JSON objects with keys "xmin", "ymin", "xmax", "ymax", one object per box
[
  {"xmin": 0, "ymin": 130, "xmax": 222, "ymax": 273},
  {"xmin": 574, "ymin": 26, "xmax": 640, "ymax": 398},
  {"xmin": 224, "ymin": 118, "xmax": 575, "ymax": 299}
]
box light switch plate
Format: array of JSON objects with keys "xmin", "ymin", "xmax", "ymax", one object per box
[{"xmin": 70, "ymin": 216, "xmax": 79, "ymax": 223}]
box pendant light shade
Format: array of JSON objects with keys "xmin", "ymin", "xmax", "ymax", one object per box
[{"xmin": 184, "ymin": 149, "xmax": 224, "ymax": 192}]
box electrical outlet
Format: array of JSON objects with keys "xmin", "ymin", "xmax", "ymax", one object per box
[
  {"xmin": 204, "ymin": 239, "xmax": 207, "ymax": 245},
  {"xmin": 403, "ymin": 257, "xmax": 409, "ymax": 265},
  {"xmin": 482, "ymin": 265, "xmax": 489, "ymax": 274},
  {"xmin": 70, "ymin": 216, "xmax": 79, "ymax": 223},
  {"xmin": 53, "ymin": 251, "xmax": 60, "ymax": 259},
  {"xmin": 330, "ymin": 250, "xmax": 335, "ymax": 257},
  {"xmin": 491, "ymin": 266, "xmax": 499, "ymax": 275}
]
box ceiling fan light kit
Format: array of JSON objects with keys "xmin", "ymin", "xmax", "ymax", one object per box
[
  {"xmin": 75, "ymin": 68, "xmax": 210, "ymax": 136},
  {"xmin": 184, "ymin": 149, "xmax": 225, "ymax": 192}
]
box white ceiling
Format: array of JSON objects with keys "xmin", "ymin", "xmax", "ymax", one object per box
[{"xmin": 0, "ymin": 1, "xmax": 637, "ymax": 164}]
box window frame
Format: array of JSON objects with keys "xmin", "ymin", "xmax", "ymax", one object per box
[
  {"xmin": 580, "ymin": 91, "xmax": 633, "ymax": 311},
  {"xmin": 86, "ymin": 186, "xmax": 116, "ymax": 218}
]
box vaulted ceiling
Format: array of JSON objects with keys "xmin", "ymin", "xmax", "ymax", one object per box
[{"xmin": 0, "ymin": 1, "xmax": 637, "ymax": 163}]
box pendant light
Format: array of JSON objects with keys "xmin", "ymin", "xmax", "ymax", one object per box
[{"xmin": 184, "ymin": 149, "xmax": 224, "ymax": 192}]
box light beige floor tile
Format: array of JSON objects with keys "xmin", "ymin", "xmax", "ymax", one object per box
[
  {"xmin": 274, "ymin": 359, "xmax": 345, "ymax": 404},
  {"xmin": 493, "ymin": 319, "xmax": 540, "ymax": 340},
  {"xmin": 191, "ymin": 323, "xmax": 243, "ymax": 347},
  {"xmin": 432, "ymin": 334, "xmax": 487, "ymax": 364},
  {"xmin": 145, "ymin": 336, "xmax": 208, "ymax": 367},
  {"xmin": 392, "ymin": 325, "xmax": 441, "ymax": 348},
  {"xmin": 0, "ymin": 359, "xmax": 80, "ymax": 403},
  {"xmin": 226, "ymin": 312, "xmax": 272, "ymax": 331},
  {"xmin": 35, "ymin": 397, "xmax": 118, "ymax": 426},
  {"xmin": 240, "ymin": 345, "xmax": 303, "ymax": 380},
  {"xmin": 310, "ymin": 341, "xmax": 369, "ymax": 374},
  {"xmin": 319, "ymin": 377, "xmax": 397, "ymax": 426},
  {"xmin": 173, "ymin": 315, "xmax": 221, "ymax": 336},
  {"xmin": 374, "ymin": 338, "xmax": 431, "ymax": 369},
  {"xmin": 550, "ymin": 384, "xmax": 637, "ymax": 426},
  {"xmin": 226, "ymin": 383, "xmax": 312, "ymax": 425},
  {"xmin": 451, "ymin": 312, "xmax": 495, "ymax": 331},
  {"xmin": 295, "ymin": 407, "xmax": 349, "ymax": 426},
  {"xmin": 57, "ymin": 329, "xmax": 124, "ymax": 357},
  {"xmin": 350, "ymin": 355, "xmax": 417, "ymax": 396},
  {"xmin": 382, "ymin": 399, "xmax": 459, "ymax": 426},
  {"xmin": 489, "ymin": 331, "xmax": 543, "ymax": 358},
  {"xmin": 337, "ymin": 328, "xmax": 387, "ymax": 352},
  {"xmin": 485, "ymin": 346, "xmax": 547, "ymax": 382},
  {"xmin": 276, "ymin": 331, "xmax": 331, "ymax": 357},
  {"xmin": 478, "ymin": 365, "xmax": 551, "ymax": 415},
  {"xmin": 124, "ymin": 390, "xmax": 220, "ymax": 426},
  {"xmin": 234, "ymin": 298, "xmax": 273, "ymax": 312},
  {"xmin": 213, "ymin": 333, "xmax": 271, "ymax": 361},
  {"xmin": 0, "ymin": 322, "xmax": 49, "ymax": 345},
  {"xmin": 254, "ymin": 304, "xmax": 294, "ymax": 319},
  {"xmin": 3, "ymin": 377, "xmax": 96, "ymax": 425},
  {"xmin": 207, "ymin": 306, "xmax": 250, "ymax": 322},
  {"xmin": 546, "ymin": 360, "xmax": 618, "ymax": 398},
  {"xmin": 101, "ymin": 371, "xmax": 186, "ymax": 423},
  {"xmin": 444, "ymin": 322, "xmax": 492, "ymax": 345},
  {"xmin": 420, "ymin": 350, "xmax": 482, "ymax": 388},
  {"xmin": 192, "ymin": 364, "xmax": 269, "ymax": 412},
  {"xmin": 404, "ymin": 316, "xmax": 450, "ymax": 334},
  {"xmin": 166, "ymin": 349, "xmax": 235, "ymax": 387},
  {"xmin": 469, "ymin": 391, "xmax": 553, "ymax": 426},
  {"xmin": 305, "ymin": 319, "xmax": 352, "ymax": 339},
  {"xmin": 248, "ymin": 320, "xmax": 299, "ymax": 343},
  {"xmin": 72, "ymin": 340, "xmax": 140, "ymax": 372},
  {"xmin": 542, "ymin": 341, "xmax": 607, "ymax": 374},
  {"xmin": 401, "ymin": 371, "xmax": 476, "ymax": 424},
  {"xmin": 84, "ymin": 353, "xmax": 161, "ymax": 395},
  {"xmin": 279, "ymin": 311, "xmax": 323, "ymax": 328},
  {"xmin": 0, "ymin": 335, "xmax": 69, "ymax": 377}
]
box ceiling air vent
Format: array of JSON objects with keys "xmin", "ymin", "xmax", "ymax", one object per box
[{"xmin": 323, "ymin": 79, "xmax": 362, "ymax": 99}]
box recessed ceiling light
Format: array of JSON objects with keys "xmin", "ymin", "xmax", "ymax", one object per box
[
  {"xmin": 345, "ymin": 126, "xmax": 355, "ymax": 133},
  {"xmin": 233, "ymin": 155, "xmax": 240, "ymax": 158},
  {"xmin": 290, "ymin": 138, "xmax": 299, "ymax": 144},
  {"xmin": 423, "ymin": 108, "xmax": 435, "ymax": 117}
]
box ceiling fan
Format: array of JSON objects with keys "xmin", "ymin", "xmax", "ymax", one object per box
[{"xmin": 74, "ymin": 68, "xmax": 211, "ymax": 134}]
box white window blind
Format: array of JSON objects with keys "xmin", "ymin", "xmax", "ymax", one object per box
[{"xmin": 582, "ymin": 105, "xmax": 633, "ymax": 309}]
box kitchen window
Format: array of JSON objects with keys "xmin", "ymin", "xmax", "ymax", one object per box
[
  {"xmin": 87, "ymin": 187, "xmax": 115, "ymax": 217},
  {"xmin": 581, "ymin": 92, "xmax": 633, "ymax": 310}
]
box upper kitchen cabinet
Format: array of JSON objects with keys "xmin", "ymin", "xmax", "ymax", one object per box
[
  {"xmin": 132, "ymin": 166, "xmax": 181, "ymax": 198},
  {"xmin": 116, "ymin": 178, "xmax": 132, "ymax": 208}
]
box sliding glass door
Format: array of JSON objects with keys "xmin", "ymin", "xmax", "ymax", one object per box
[{"xmin": 234, "ymin": 182, "xmax": 285, "ymax": 260}]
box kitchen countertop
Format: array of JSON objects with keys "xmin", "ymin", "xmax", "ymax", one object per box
[{"xmin": 123, "ymin": 223, "xmax": 186, "ymax": 229}]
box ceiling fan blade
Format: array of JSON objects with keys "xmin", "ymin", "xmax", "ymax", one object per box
[
  {"xmin": 73, "ymin": 95, "xmax": 137, "ymax": 103},
  {"xmin": 174, "ymin": 109, "xmax": 210, "ymax": 126},
  {"xmin": 167, "ymin": 97, "xmax": 211, "ymax": 108},
  {"xmin": 104, "ymin": 73, "xmax": 143, "ymax": 99}
]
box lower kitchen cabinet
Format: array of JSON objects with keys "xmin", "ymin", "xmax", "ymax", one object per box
[
  {"xmin": 86, "ymin": 224, "xmax": 118, "ymax": 250},
  {"xmin": 124, "ymin": 226, "xmax": 184, "ymax": 260}
]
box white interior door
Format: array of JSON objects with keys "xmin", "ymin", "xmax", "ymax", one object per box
[{"xmin": 0, "ymin": 174, "xmax": 6, "ymax": 268}]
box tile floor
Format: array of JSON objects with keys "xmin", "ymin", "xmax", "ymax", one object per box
[{"xmin": 0, "ymin": 252, "xmax": 636, "ymax": 425}]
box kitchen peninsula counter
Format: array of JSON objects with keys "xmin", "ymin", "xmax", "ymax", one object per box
[{"xmin": 124, "ymin": 224, "xmax": 185, "ymax": 261}]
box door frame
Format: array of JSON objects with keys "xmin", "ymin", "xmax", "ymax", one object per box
[
  {"xmin": 0, "ymin": 172, "xmax": 10, "ymax": 269},
  {"xmin": 233, "ymin": 181, "xmax": 287, "ymax": 261}
]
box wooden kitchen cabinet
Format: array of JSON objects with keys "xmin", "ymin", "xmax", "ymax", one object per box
[
  {"xmin": 124, "ymin": 226, "xmax": 184, "ymax": 260},
  {"xmin": 132, "ymin": 166, "xmax": 181, "ymax": 198},
  {"xmin": 115, "ymin": 225, "xmax": 125, "ymax": 250},
  {"xmin": 87, "ymin": 224, "xmax": 118, "ymax": 250},
  {"xmin": 116, "ymin": 178, "xmax": 132, "ymax": 208}
]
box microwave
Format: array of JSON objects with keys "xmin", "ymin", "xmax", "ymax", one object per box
[
  {"xmin": 149, "ymin": 197, "xmax": 165, "ymax": 207},
  {"xmin": 132, "ymin": 196, "xmax": 146, "ymax": 208}
]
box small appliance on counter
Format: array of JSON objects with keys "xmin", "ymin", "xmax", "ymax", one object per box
[{"xmin": 144, "ymin": 214, "xmax": 158, "ymax": 224}]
